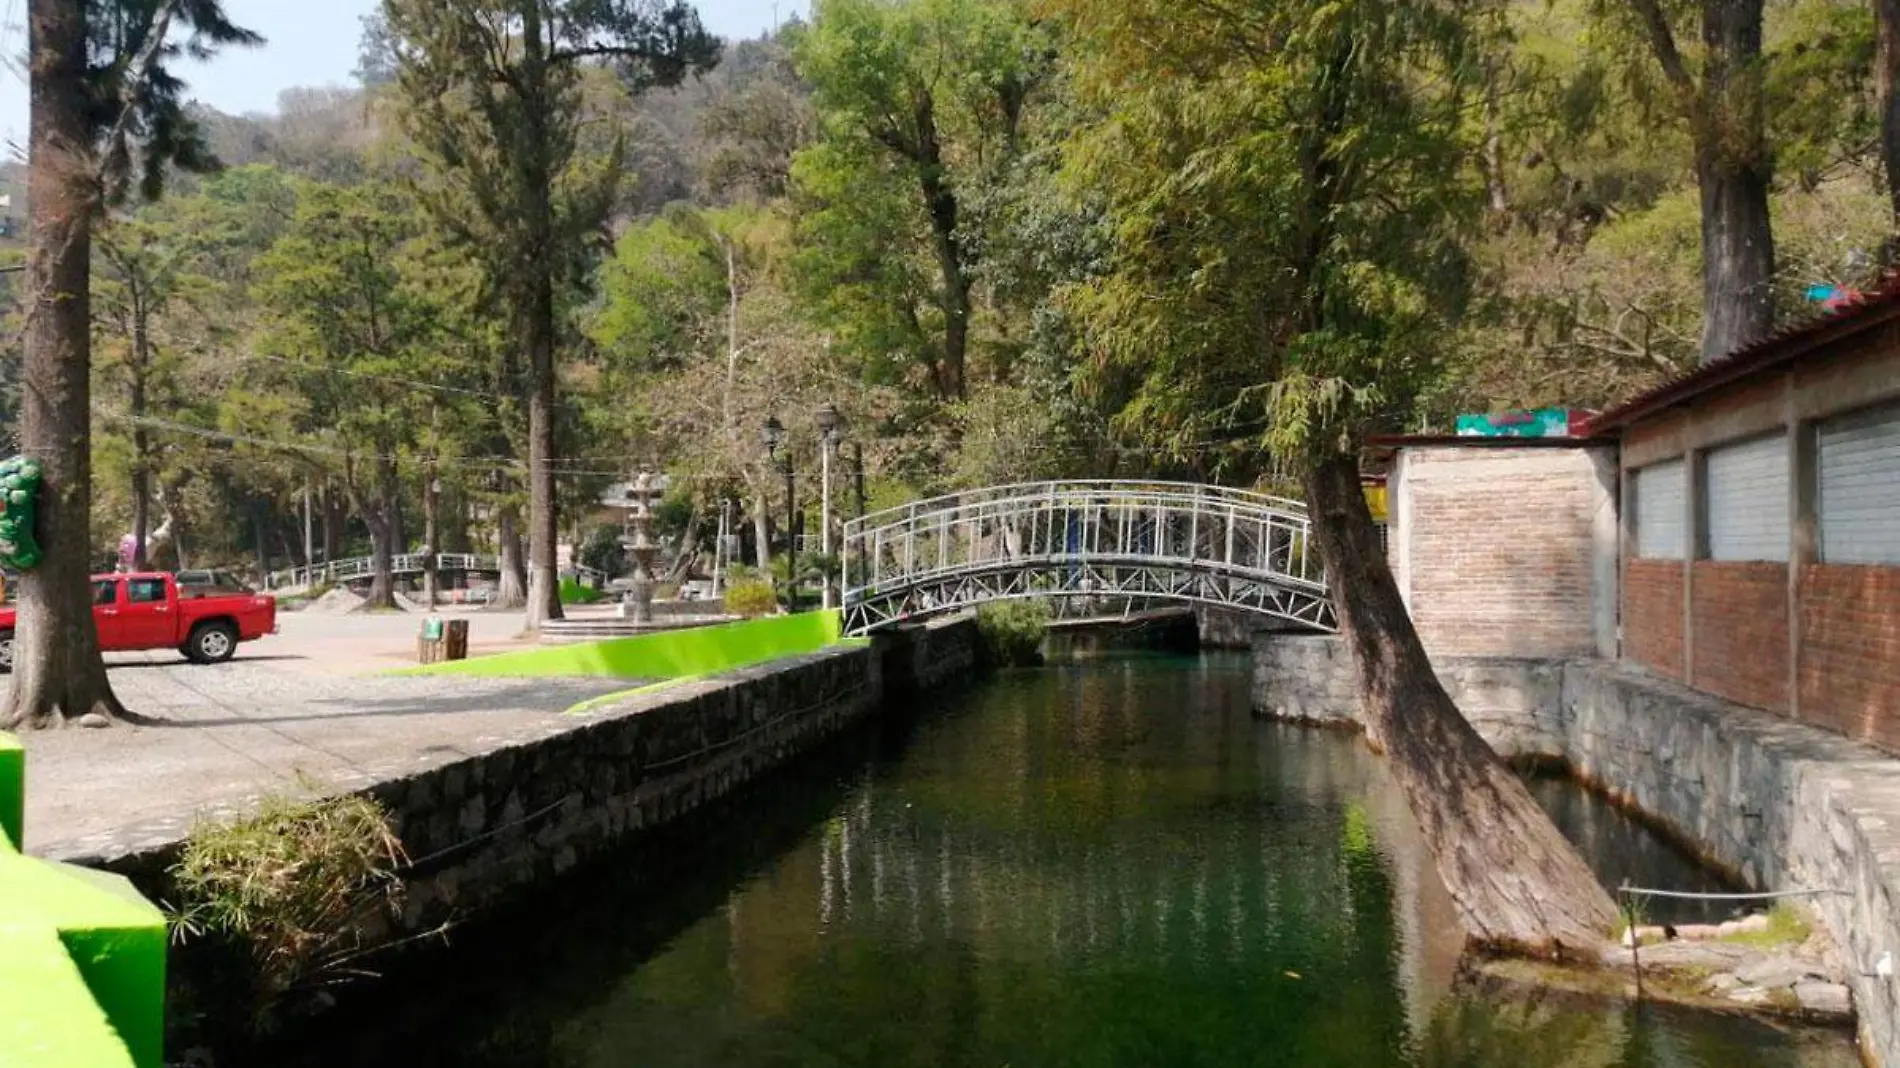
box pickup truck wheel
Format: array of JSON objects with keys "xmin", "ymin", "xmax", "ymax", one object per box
[
  {"xmin": 0, "ymin": 630, "xmax": 12, "ymax": 674},
  {"xmin": 185, "ymin": 622, "xmax": 238, "ymax": 664}
]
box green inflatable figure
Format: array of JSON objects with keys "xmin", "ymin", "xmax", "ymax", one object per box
[{"xmin": 0, "ymin": 456, "xmax": 44, "ymax": 571}]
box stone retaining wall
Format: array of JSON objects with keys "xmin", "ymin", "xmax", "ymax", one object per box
[
  {"xmin": 876, "ymin": 613, "xmax": 979, "ymax": 694},
  {"xmin": 381, "ymin": 645, "xmax": 883, "ymax": 928},
  {"xmin": 65, "ymin": 619, "xmax": 977, "ymax": 938},
  {"xmin": 1253, "ymin": 632, "xmax": 1900, "ymax": 1065}
]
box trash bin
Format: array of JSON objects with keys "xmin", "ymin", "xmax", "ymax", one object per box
[{"xmin": 417, "ymin": 617, "xmax": 470, "ymax": 664}]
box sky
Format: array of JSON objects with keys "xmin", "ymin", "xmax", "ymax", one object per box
[{"xmin": 0, "ymin": 0, "xmax": 808, "ymax": 158}]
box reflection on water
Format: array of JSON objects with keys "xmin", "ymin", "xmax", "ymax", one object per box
[{"xmin": 301, "ymin": 655, "xmax": 1858, "ymax": 1068}]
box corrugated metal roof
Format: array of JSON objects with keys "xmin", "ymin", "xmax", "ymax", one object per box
[{"xmin": 1585, "ymin": 281, "xmax": 1900, "ymax": 434}]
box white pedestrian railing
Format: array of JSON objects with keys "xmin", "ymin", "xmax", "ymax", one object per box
[
  {"xmin": 265, "ymin": 552, "xmax": 500, "ymax": 592},
  {"xmin": 841, "ymin": 480, "xmax": 1336, "ymax": 635}
]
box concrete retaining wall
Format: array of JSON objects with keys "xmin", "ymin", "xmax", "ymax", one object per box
[
  {"xmin": 1253, "ymin": 632, "xmax": 1900, "ymax": 1064},
  {"xmin": 68, "ymin": 619, "xmax": 975, "ymax": 943}
]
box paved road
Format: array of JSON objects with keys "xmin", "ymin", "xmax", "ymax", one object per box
[{"xmin": 9, "ymin": 606, "xmax": 637, "ymax": 856}]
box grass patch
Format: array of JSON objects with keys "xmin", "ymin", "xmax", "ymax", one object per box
[
  {"xmin": 559, "ymin": 577, "xmax": 604, "ymax": 605},
  {"xmin": 1720, "ymin": 903, "xmax": 1812, "ymax": 948},
  {"xmin": 168, "ymin": 791, "xmax": 408, "ymax": 1032}
]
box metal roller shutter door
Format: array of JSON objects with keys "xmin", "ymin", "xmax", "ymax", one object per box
[
  {"xmin": 1820, "ymin": 404, "xmax": 1900, "ymax": 565},
  {"xmin": 1704, "ymin": 435, "xmax": 1789, "ymax": 561},
  {"xmin": 1635, "ymin": 460, "xmax": 1686, "ymax": 560}
]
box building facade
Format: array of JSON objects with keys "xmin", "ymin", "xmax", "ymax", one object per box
[{"xmin": 1588, "ymin": 293, "xmax": 1900, "ymax": 749}]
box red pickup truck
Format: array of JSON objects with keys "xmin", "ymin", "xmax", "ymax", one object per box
[{"xmin": 0, "ymin": 572, "xmax": 277, "ymax": 671}]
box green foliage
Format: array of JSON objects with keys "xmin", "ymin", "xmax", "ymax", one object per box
[
  {"xmin": 559, "ymin": 576, "xmax": 604, "ymax": 605},
  {"xmin": 1052, "ymin": 0, "xmax": 1479, "ymax": 474},
  {"xmin": 793, "ymin": 0, "xmax": 1056, "ymax": 401},
  {"xmin": 169, "ymin": 792, "xmax": 406, "ymax": 1026},
  {"xmin": 723, "ymin": 578, "xmax": 780, "ymax": 619},
  {"xmin": 578, "ymin": 524, "xmax": 627, "ymax": 578},
  {"xmin": 1719, "ymin": 903, "xmax": 1813, "ymax": 947},
  {"xmin": 0, "ymin": 457, "xmax": 44, "ymax": 570},
  {"xmin": 975, "ymin": 599, "xmax": 1051, "ymax": 667},
  {"xmin": 86, "ymin": 1, "xmax": 263, "ymax": 204}
]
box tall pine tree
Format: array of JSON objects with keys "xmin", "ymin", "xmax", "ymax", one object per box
[
  {"xmin": 384, "ymin": 0, "xmax": 719, "ymax": 629},
  {"xmin": 5, "ymin": 0, "xmax": 257, "ymax": 730}
]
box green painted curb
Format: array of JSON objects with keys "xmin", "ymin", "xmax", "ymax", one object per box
[
  {"xmin": 0, "ymin": 731, "xmax": 21, "ymax": 852},
  {"xmin": 0, "ymin": 734, "xmax": 167, "ymax": 1068},
  {"xmin": 395, "ymin": 610, "xmax": 852, "ymax": 684}
]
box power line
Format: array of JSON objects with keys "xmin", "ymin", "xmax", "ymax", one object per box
[{"xmin": 105, "ymin": 413, "xmax": 642, "ymax": 477}]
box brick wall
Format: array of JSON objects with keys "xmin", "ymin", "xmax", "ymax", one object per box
[
  {"xmin": 1689, "ymin": 561, "xmax": 1789, "ymax": 713},
  {"xmin": 1799, "ymin": 565, "xmax": 1900, "ymax": 749},
  {"xmin": 1396, "ymin": 447, "xmax": 1615, "ymax": 659},
  {"xmin": 1624, "ymin": 559, "xmax": 1684, "ymax": 678}
]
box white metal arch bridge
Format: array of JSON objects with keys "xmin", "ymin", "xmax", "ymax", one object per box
[{"xmin": 841, "ymin": 481, "xmax": 1337, "ymax": 636}]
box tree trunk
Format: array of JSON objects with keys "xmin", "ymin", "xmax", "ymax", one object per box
[
  {"xmin": 321, "ymin": 482, "xmax": 344, "ymax": 566},
  {"xmin": 443, "ymin": 489, "xmax": 471, "ymax": 554},
  {"xmin": 129, "ymin": 359, "xmax": 151, "ymax": 570},
  {"xmin": 1, "ymin": 0, "xmax": 132, "ymax": 730},
  {"xmin": 666, "ymin": 506, "xmax": 702, "ymax": 585},
  {"xmin": 1878, "ymin": 0, "xmax": 1900, "ymax": 232},
  {"xmin": 751, "ymin": 494, "xmax": 772, "ymax": 574},
  {"xmin": 364, "ymin": 513, "xmax": 396, "ymax": 611},
  {"xmin": 251, "ymin": 497, "xmax": 270, "ymax": 586},
  {"xmin": 1695, "ymin": 0, "xmax": 1774, "ymax": 363},
  {"xmin": 914, "ymin": 93, "xmax": 971, "ymax": 401},
  {"xmin": 1301, "ymin": 451, "xmax": 1617, "ymax": 957},
  {"xmin": 168, "ymin": 492, "xmax": 191, "ymax": 573},
  {"xmin": 1482, "ymin": 58, "xmax": 1509, "ymax": 220},
  {"xmin": 349, "ymin": 457, "xmax": 400, "ymax": 611},
  {"xmin": 523, "ymin": 280, "xmax": 563, "ymax": 628},
  {"xmin": 1695, "ymin": 156, "xmax": 1774, "ymax": 362},
  {"xmin": 421, "ymin": 461, "xmax": 439, "ymax": 608},
  {"xmin": 492, "ymin": 502, "xmax": 527, "ymax": 610}
]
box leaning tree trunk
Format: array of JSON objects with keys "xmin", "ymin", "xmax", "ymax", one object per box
[
  {"xmin": 1, "ymin": 0, "xmax": 133, "ymax": 730},
  {"xmin": 492, "ymin": 502, "xmax": 528, "ymax": 610},
  {"xmin": 1302, "ymin": 451, "xmax": 1617, "ymax": 957}
]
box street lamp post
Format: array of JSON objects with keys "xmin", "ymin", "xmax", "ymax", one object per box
[
  {"xmin": 763, "ymin": 416, "xmax": 795, "ymax": 607},
  {"xmin": 815, "ymin": 402, "xmax": 846, "ymax": 610}
]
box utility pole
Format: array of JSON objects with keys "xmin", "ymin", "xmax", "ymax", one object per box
[
  {"xmin": 816, "ymin": 401, "xmax": 845, "ymax": 610},
  {"xmin": 302, "ymin": 487, "xmax": 313, "ymax": 575}
]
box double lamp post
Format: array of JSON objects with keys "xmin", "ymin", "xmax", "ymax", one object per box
[{"xmin": 762, "ymin": 402, "xmax": 847, "ymax": 609}]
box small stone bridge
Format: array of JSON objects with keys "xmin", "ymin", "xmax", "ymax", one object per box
[{"xmin": 842, "ymin": 481, "xmax": 1337, "ymax": 636}]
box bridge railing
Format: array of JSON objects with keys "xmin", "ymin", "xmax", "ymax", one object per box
[
  {"xmin": 265, "ymin": 552, "xmax": 499, "ymax": 591},
  {"xmin": 841, "ymin": 482, "xmax": 1329, "ymax": 623}
]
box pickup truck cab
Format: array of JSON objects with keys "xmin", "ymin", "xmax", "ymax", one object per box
[{"xmin": 0, "ymin": 572, "xmax": 277, "ymax": 671}]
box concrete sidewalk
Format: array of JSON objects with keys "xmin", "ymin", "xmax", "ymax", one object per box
[{"xmin": 8, "ymin": 610, "xmax": 633, "ymax": 857}]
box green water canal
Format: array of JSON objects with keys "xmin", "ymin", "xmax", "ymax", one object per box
[{"xmin": 313, "ymin": 654, "xmax": 1858, "ymax": 1068}]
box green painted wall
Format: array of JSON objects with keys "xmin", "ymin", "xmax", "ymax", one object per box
[
  {"xmin": 0, "ymin": 734, "xmax": 166, "ymax": 1068},
  {"xmin": 0, "ymin": 731, "xmax": 20, "ymax": 852},
  {"xmin": 399, "ymin": 611, "xmax": 851, "ymax": 683}
]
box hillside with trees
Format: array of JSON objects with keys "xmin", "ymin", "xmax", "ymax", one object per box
[{"xmin": 5, "ymin": 0, "xmax": 1890, "ymax": 605}]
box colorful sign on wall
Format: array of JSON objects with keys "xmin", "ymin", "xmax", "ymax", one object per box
[{"xmin": 1454, "ymin": 409, "xmax": 1594, "ymax": 439}]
